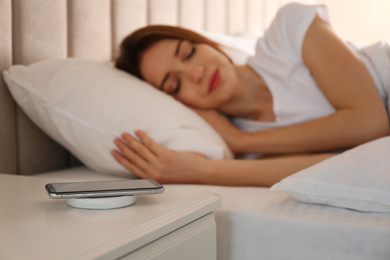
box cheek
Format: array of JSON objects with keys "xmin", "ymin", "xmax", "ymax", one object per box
[
  {"xmin": 139, "ymin": 57, "xmax": 164, "ymax": 88},
  {"xmin": 176, "ymin": 94, "xmax": 195, "ymax": 106},
  {"xmin": 140, "ymin": 69, "xmax": 160, "ymax": 88},
  {"xmin": 176, "ymin": 90, "xmax": 202, "ymax": 107}
]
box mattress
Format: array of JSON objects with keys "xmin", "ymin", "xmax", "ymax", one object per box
[{"xmin": 36, "ymin": 167, "xmax": 390, "ymax": 260}]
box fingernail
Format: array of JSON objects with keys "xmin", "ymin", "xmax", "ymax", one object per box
[
  {"xmin": 121, "ymin": 132, "xmax": 130, "ymax": 139},
  {"xmin": 135, "ymin": 130, "xmax": 145, "ymax": 136},
  {"xmin": 111, "ymin": 150, "xmax": 120, "ymax": 160}
]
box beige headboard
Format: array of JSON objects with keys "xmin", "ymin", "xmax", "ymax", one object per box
[{"xmin": 0, "ymin": 0, "xmax": 314, "ymax": 175}]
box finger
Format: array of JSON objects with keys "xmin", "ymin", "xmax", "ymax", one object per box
[
  {"xmin": 134, "ymin": 130, "xmax": 165, "ymax": 156},
  {"xmin": 122, "ymin": 132, "xmax": 158, "ymax": 162},
  {"xmin": 110, "ymin": 150, "xmax": 150, "ymax": 179},
  {"xmin": 114, "ymin": 137, "xmax": 152, "ymax": 172}
]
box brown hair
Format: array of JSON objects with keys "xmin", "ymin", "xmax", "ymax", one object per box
[{"xmin": 115, "ymin": 25, "xmax": 230, "ymax": 80}]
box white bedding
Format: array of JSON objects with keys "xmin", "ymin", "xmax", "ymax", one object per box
[{"xmin": 37, "ymin": 167, "xmax": 390, "ymax": 260}]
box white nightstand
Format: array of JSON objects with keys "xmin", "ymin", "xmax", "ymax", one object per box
[{"xmin": 0, "ymin": 174, "xmax": 221, "ymax": 260}]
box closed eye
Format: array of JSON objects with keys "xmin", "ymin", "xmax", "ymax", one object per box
[
  {"xmin": 173, "ymin": 79, "xmax": 181, "ymax": 95},
  {"xmin": 186, "ymin": 45, "xmax": 196, "ymax": 60},
  {"xmin": 172, "ymin": 44, "xmax": 195, "ymax": 95}
]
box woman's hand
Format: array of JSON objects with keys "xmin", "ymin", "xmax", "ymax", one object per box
[
  {"xmin": 193, "ymin": 108, "xmax": 244, "ymax": 153},
  {"xmin": 110, "ymin": 132, "xmax": 334, "ymax": 187},
  {"xmin": 111, "ymin": 130, "xmax": 208, "ymax": 184}
]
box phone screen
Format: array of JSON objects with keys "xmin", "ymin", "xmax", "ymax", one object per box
[
  {"xmin": 46, "ymin": 179, "xmax": 164, "ymax": 198},
  {"xmin": 50, "ymin": 179, "xmax": 161, "ymax": 193}
]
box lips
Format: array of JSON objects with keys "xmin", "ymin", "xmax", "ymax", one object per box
[{"xmin": 208, "ymin": 69, "xmax": 221, "ymax": 93}]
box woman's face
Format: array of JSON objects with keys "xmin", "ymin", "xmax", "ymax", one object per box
[{"xmin": 139, "ymin": 39, "xmax": 238, "ymax": 109}]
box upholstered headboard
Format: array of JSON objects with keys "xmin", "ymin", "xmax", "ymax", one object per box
[{"xmin": 0, "ymin": 0, "xmax": 315, "ymax": 175}]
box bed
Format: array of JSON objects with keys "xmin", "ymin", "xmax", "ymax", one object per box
[{"xmin": 1, "ymin": 0, "xmax": 390, "ymax": 259}]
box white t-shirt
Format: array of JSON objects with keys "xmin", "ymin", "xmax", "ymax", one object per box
[{"xmin": 233, "ymin": 3, "xmax": 390, "ymax": 132}]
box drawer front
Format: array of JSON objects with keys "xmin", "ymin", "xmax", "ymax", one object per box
[{"xmin": 121, "ymin": 213, "xmax": 217, "ymax": 260}]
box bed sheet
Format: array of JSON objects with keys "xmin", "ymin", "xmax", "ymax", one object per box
[
  {"xmin": 210, "ymin": 186, "xmax": 390, "ymax": 260},
  {"xmin": 36, "ymin": 167, "xmax": 390, "ymax": 260}
]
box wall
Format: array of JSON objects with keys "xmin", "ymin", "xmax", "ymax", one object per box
[{"xmin": 316, "ymin": 0, "xmax": 390, "ymax": 43}]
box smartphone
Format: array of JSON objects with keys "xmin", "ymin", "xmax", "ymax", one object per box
[{"xmin": 45, "ymin": 179, "xmax": 164, "ymax": 199}]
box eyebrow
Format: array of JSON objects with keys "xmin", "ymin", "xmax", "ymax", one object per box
[{"xmin": 160, "ymin": 39, "xmax": 183, "ymax": 90}]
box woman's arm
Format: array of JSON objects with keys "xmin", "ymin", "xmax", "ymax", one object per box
[
  {"xmin": 111, "ymin": 130, "xmax": 334, "ymax": 186},
  {"xmin": 205, "ymin": 14, "xmax": 389, "ymax": 155}
]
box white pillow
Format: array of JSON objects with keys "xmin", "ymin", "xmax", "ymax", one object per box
[
  {"xmin": 199, "ymin": 30, "xmax": 259, "ymax": 65},
  {"xmin": 271, "ymin": 137, "xmax": 390, "ymax": 213},
  {"xmin": 3, "ymin": 58, "xmax": 233, "ymax": 174}
]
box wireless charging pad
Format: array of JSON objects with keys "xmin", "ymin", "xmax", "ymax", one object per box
[{"xmin": 67, "ymin": 196, "xmax": 137, "ymax": 210}]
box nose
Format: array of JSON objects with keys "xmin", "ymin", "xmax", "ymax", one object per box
[{"xmin": 183, "ymin": 65, "xmax": 205, "ymax": 83}]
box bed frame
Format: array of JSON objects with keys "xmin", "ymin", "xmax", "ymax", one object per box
[{"xmin": 0, "ymin": 0, "xmax": 317, "ymax": 175}]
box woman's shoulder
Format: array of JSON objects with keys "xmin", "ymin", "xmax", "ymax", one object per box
[
  {"xmin": 261, "ymin": 3, "xmax": 329, "ymax": 55},
  {"xmin": 270, "ymin": 3, "xmax": 329, "ymax": 30},
  {"xmin": 274, "ymin": 2, "xmax": 325, "ymax": 18}
]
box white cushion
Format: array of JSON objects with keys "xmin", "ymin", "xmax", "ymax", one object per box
[
  {"xmin": 200, "ymin": 30, "xmax": 260, "ymax": 65},
  {"xmin": 3, "ymin": 58, "xmax": 233, "ymax": 174},
  {"xmin": 271, "ymin": 137, "xmax": 390, "ymax": 212}
]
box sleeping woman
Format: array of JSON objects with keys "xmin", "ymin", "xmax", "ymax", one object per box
[{"xmin": 111, "ymin": 3, "xmax": 390, "ymax": 186}]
